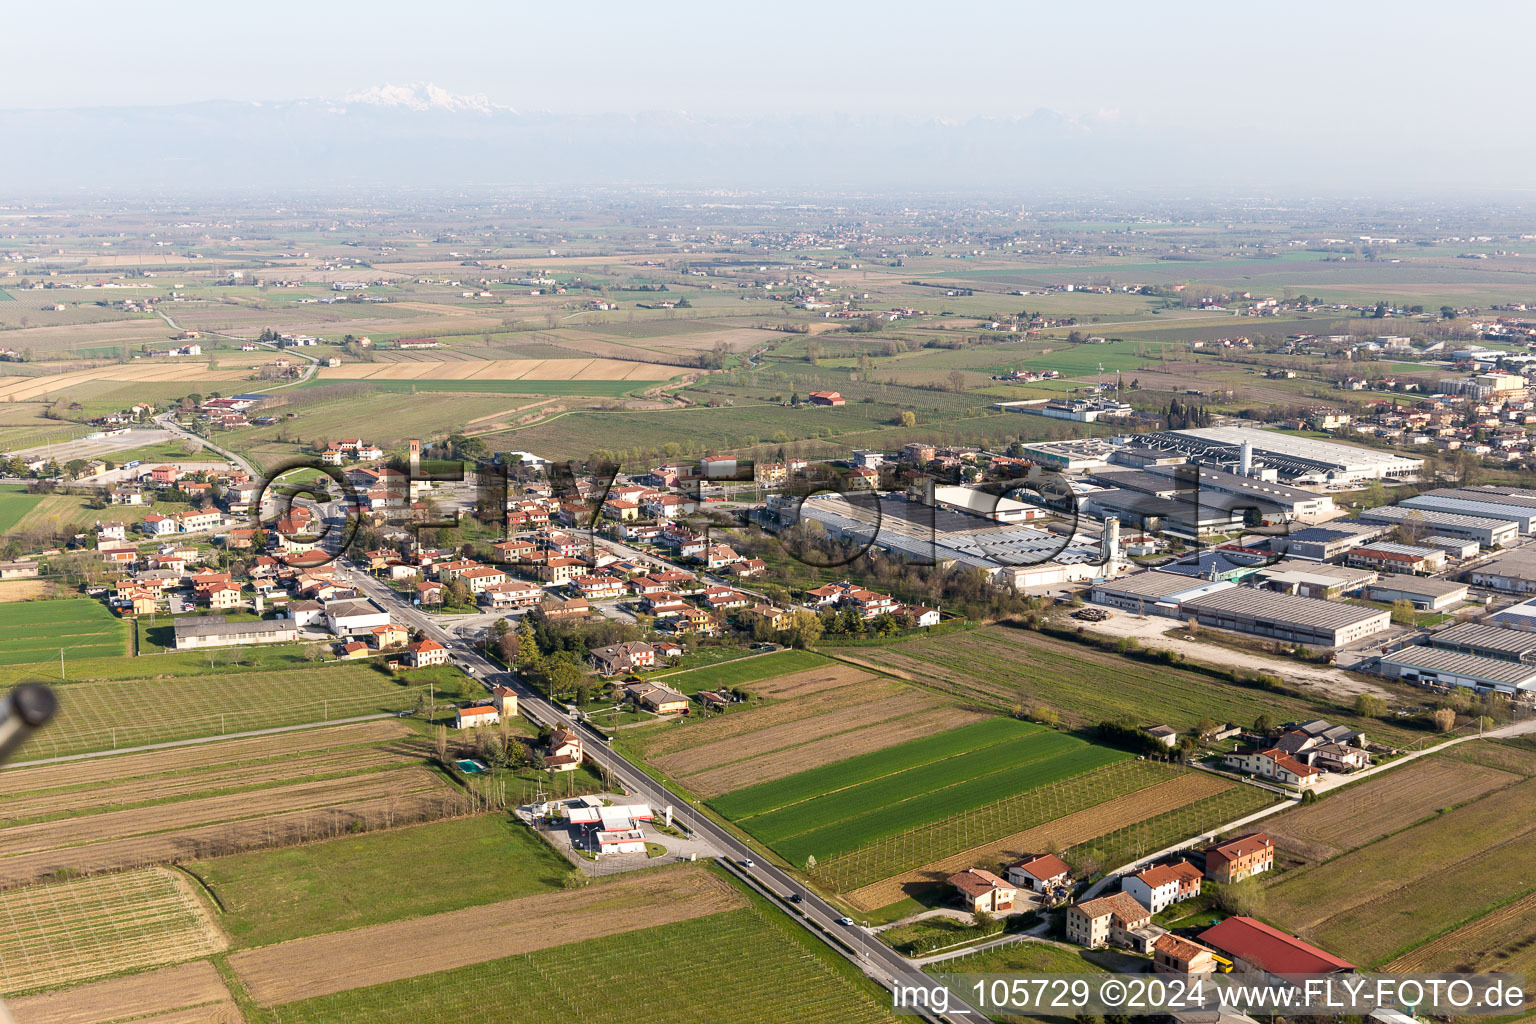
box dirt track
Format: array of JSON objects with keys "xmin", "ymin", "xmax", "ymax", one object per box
[
  {"xmin": 8, "ymin": 961, "xmax": 240, "ymax": 1024},
  {"xmin": 228, "ymin": 866, "xmax": 743, "ymax": 1006}
]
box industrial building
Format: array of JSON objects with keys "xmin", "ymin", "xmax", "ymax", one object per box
[
  {"xmin": 1131, "ymin": 427, "xmax": 1423, "ymax": 484},
  {"xmin": 1077, "ymin": 487, "xmax": 1251, "ymax": 539},
  {"xmin": 1250, "ymin": 560, "xmax": 1376, "ymax": 599},
  {"xmin": 1399, "ymin": 493, "xmax": 1536, "ymax": 534},
  {"xmin": 1421, "ymin": 535, "xmax": 1480, "ymax": 560},
  {"xmin": 1177, "ymin": 588, "xmax": 1391, "ymax": 647},
  {"xmin": 1278, "ymin": 523, "xmax": 1388, "ymax": 561},
  {"xmin": 173, "ymin": 616, "xmax": 300, "ymax": 650},
  {"xmin": 1089, "ymin": 571, "xmax": 1236, "ymax": 614},
  {"xmin": 1494, "ymin": 598, "xmax": 1536, "ymax": 632},
  {"xmin": 1366, "ymin": 574, "xmax": 1470, "ymax": 612},
  {"xmin": 1357, "ymin": 506, "xmax": 1519, "ymax": 548},
  {"xmin": 1429, "ymin": 621, "xmax": 1536, "ymax": 662},
  {"xmin": 1142, "ymin": 464, "xmax": 1337, "ymax": 521},
  {"xmin": 1379, "ymin": 647, "xmax": 1536, "ymax": 696},
  {"xmin": 1469, "ymin": 548, "xmax": 1536, "ymax": 594}
]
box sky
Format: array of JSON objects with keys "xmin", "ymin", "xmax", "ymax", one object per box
[{"xmin": 1, "ymin": 0, "xmax": 1529, "ymax": 132}]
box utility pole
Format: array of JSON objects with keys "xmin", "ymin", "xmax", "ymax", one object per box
[{"xmin": 59, "ymin": 648, "xmax": 65, "ymax": 680}]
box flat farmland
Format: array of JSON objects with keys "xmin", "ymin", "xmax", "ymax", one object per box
[
  {"xmin": 24, "ymin": 663, "xmax": 452, "ymax": 759},
  {"xmin": 0, "ymin": 764, "xmax": 458, "ymax": 887},
  {"xmin": 255, "ymin": 904, "xmax": 894, "ymax": 1024},
  {"xmin": 0, "ymin": 360, "xmax": 268, "ymax": 403},
  {"xmin": 847, "ymin": 625, "xmax": 1407, "ymax": 743},
  {"xmin": 0, "ymin": 485, "xmax": 43, "ymax": 533},
  {"xmin": 6, "ymin": 961, "xmax": 241, "ymax": 1024},
  {"xmin": 0, "ymin": 868, "xmax": 225, "ymax": 995},
  {"xmin": 0, "ymin": 599, "xmax": 129, "ymax": 666},
  {"xmin": 0, "ymin": 720, "xmax": 418, "ymax": 825},
  {"xmin": 229, "ymin": 866, "xmax": 744, "ymax": 1005},
  {"xmin": 1262, "ymin": 756, "xmax": 1520, "ymax": 863},
  {"xmin": 741, "ymin": 728, "xmax": 1128, "ymax": 865},
  {"xmin": 651, "ymin": 648, "xmax": 831, "ymax": 694},
  {"xmin": 840, "ymin": 766, "xmax": 1244, "ymax": 910},
  {"xmin": 318, "ymin": 357, "xmax": 672, "ymax": 382},
  {"xmin": 714, "ymin": 719, "xmax": 1059, "ymax": 820},
  {"xmin": 1266, "ymin": 777, "xmax": 1536, "ymax": 965},
  {"xmin": 685, "ymin": 705, "xmax": 986, "ymax": 799},
  {"xmin": 1443, "ymin": 738, "xmax": 1536, "ymax": 776},
  {"xmin": 1386, "ymin": 889, "xmax": 1536, "ymax": 975}
]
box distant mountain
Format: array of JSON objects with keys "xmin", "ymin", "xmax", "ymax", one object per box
[{"xmin": 0, "ymin": 85, "xmax": 1520, "ymax": 195}]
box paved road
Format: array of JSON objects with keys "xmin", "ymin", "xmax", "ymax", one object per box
[{"xmin": 340, "ymin": 561, "xmax": 967, "ymax": 1023}]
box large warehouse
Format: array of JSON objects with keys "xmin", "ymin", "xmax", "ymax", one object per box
[
  {"xmin": 1379, "ymin": 647, "xmax": 1536, "ymax": 696},
  {"xmin": 1469, "ymin": 548, "xmax": 1536, "ymax": 594},
  {"xmin": 1399, "ymin": 493, "xmax": 1536, "ymax": 534},
  {"xmin": 1131, "ymin": 427, "xmax": 1423, "ymax": 484},
  {"xmin": 1357, "ymin": 506, "xmax": 1519, "ymax": 548},
  {"xmin": 1178, "ymin": 587, "xmax": 1391, "ymax": 647},
  {"xmin": 1089, "ymin": 570, "xmax": 1235, "ymax": 614},
  {"xmin": 1429, "ymin": 621, "xmax": 1536, "ymax": 662},
  {"xmin": 1366, "ymin": 574, "xmax": 1470, "ymax": 612}
]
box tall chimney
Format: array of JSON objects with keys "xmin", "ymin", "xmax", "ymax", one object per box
[{"xmin": 1239, "ymin": 439, "xmax": 1253, "ymax": 478}]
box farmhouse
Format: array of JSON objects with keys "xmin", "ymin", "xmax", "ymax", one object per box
[
  {"xmin": 546, "ymin": 727, "xmax": 582, "ymax": 771},
  {"xmin": 172, "ymin": 616, "xmax": 298, "ymax": 650},
  {"xmin": 1005, "ymin": 854, "xmax": 1072, "ymax": 893},
  {"xmin": 1197, "ymin": 916, "xmax": 1353, "ymax": 979},
  {"xmin": 807, "ymin": 390, "xmax": 845, "ymax": 406},
  {"xmin": 1202, "ymin": 833, "xmax": 1274, "ymax": 884},
  {"xmin": 1223, "ymin": 748, "xmax": 1321, "ymax": 788},
  {"xmin": 1066, "ymin": 892, "xmax": 1156, "ymax": 952},
  {"xmin": 454, "ymin": 704, "xmax": 500, "ymax": 729},
  {"xmin": 946, "ymin": 868, "xmax": 1017, "ymax": 915},
  {"xmin": 625, "ymin": 681, "xmax": 689, "ymax": 714}
]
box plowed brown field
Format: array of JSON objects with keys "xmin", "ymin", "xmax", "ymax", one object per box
[
  {"xmin": 684, "ymin": 706, "xmax": 986, "ymax": 798},
  {"xmin": 228, "ymin": 866, "xmax": 743, "ymax": 1005},
  {"xmin": 8, "ymin": 960, "xmax": 240, "ymax": 1024}
]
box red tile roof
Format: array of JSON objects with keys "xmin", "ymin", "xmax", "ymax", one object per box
[{"xmin": 1197, "ymin": 916, "xmax": 1353, "ymax": 974}]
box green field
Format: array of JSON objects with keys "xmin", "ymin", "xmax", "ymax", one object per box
[
  {"xmin": 738, "ymin": 726, "xmax": 1128, "ymax": 865},
  {"xmin": 652, "ymin": 648, "xmax": 828, "ymax": 695},
  {"xmin": 21, "ymin": 663, "xmax": 473, "ymax": 759},
  {"xmin": 254, "ymin": 902, "xmax": 895, "ymax": 1024},
  {"xmin": 848, "ymin": 625, "xmax": 1420, "ymax": 745},
  {"xmin": 0, "ymin": 599, "xmax": 130, "ymax": 666},
  {"xmin": 817, "ymin": 760, "xmax": 1182, "ymax": 893},
  {"xmin": 0, "ymin": 485, "xmax": 44, "ymax": 534},
  {"xmin": 713, "ymin": 717, "xmax": 1026, "ymax": 820},
  {"xmin": 190, "ymin": 814, "xmax": 571, "ymax": 947}
]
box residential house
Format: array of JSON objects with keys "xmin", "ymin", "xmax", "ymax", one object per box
[
  {"xmin": 406, "ymin": 638, "xmax": 448, "ymax": 668},
  {"xmin": 491, "ymin": 685, "xmax": 518, "ymax": 717},
  {"xmin": 1066, "ymin": 892, "xmax": 1156, "ymax": 952},
  {"xmin": 1223, "ymin": 748, "xmax": 1320, "ymax": 788},
  {"xmin": 946, "ymin": 868, "xmax": 1017, "ymax": 915},
  {"xmin": 1123, "ymin": 860, "xmax": 1202, "ymax": 913},
  {"xmin": 1202, "ymin": 833, "xmax": 1275, "ymax": 884},
  {"xmin": 546, "ymin": 726, "xmax": 583, "ymax": 772},
  {"xmin": 454, "ymin": 704, "xmax": 500, "ymax": 729},
  {"xmin": 590, "ymin": 641, "xmax": 656, "ymax": 677},
  {"xmin": 625, "ymin": 681, "xmax": 689, "ymax": 714},
  {"xmin": 369, "ymin": 623, "xmax": 409, "ymax": 649}
]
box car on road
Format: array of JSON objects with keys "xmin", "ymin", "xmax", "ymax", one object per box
[
  {"xmin": 837, "ymin": 916, "xmax": 855, "ymax": 926},
  {"xmin": 742, "ymin": 858, "xmax": 755, "ymax": 869},
  {"xmin": 788, "ymin": 893, "xmax": 802, "ymax": 904}
]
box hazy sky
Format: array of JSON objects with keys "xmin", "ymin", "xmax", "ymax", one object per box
[{"xmin": 2, "ymin": 0, "xmax": 1529, "ymax": 131}]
